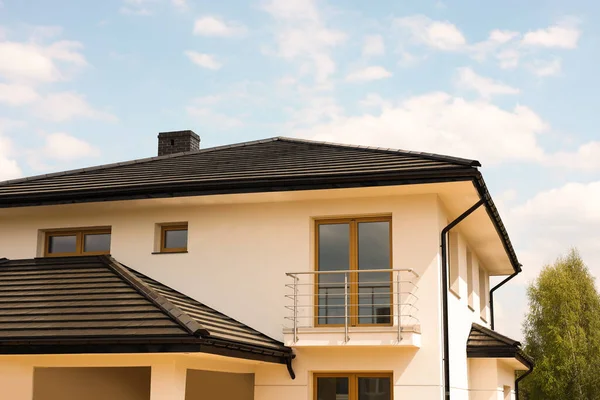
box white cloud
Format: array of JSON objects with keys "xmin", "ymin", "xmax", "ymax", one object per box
[
  {"xmin": 186, "ymin": 106, "xmax": 243, "ymax": 129},
  {"xmin": 529, "ymin": 58, "xmax": 561, "ymax": 77},
  {"xmin": 119, "ymin": 0, "xmax": 156, "ymax": 15},
  {"xmin": 456, "ymin": 67, "xmax": 519, "ymax": 98},
  {"xmin": 34, "ymin": 92, "xmax": 117, "ymax": 122},
  {"xmin": 262, "ymin": 0, "xmax": 345, "ymax": 85},
  {"xmin": 41, "ymin": 132, "xmax": 100, "ymax": 161},
  {"xmin": 293, "ymin": 92, "xmax": 547, "ymax": 165},
  {"xmin": 193, "ymin": 16, "xmax": 246, "ymax": 37},
  {"xmin": 0, "ymin": 41, "xmax": 85, "ymax": 83},
  {"xmin": 546, "ymin": 141, "xmax": 600, "ymax": 171},
  {"xmin": 362, "ymin": 35, "xmax": 385, "ymax": 56},
  {"xmin": 506, "ymin": 181, "xmax": 600, "ymax": 283},
  {"xmin": 0, "ymin": 83, "xmax": 40, "ymax": 106},
  {"xmin": 185, "ymin": 51, "xmax": 222, "ymax": 70},
  {"xmin": 496, "ymin": 49, "xmax": 519, "ymax": 69},
  {"xmin": 488, "ymin": 29, "xmax": 520, "ymax": 44},
  {"xmin": 0, "ymin": 119, "xmax": 23, "ymax": 181},
  {"xmin": 171, "ymin": 0, "xmax": 187, "ymax": 9},
  {"xmin": 522, "ymin": 18, "xmax": 581, "ymax": 49},
  {"xmin": 394, "ymin": 15, "xmax": 466, "ymax": 51},
  {"xmin": 346, "ymin": 66, "xmax": 392, "ymax": 82}
]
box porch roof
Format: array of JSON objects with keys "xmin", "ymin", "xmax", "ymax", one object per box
[
  {"xmin": 0, "ymin": 255, "xmax": 292, "ymax": 364},
  {"xmin": 467, "ymin": 323, "xmax": 533, "ymax": 369}
]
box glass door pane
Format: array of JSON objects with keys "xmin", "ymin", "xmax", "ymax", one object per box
[
  {"xmin": 316, "ymin": 377, "xmax": 350, "ymax": 400},
  {"xmin": 317, "ymin": 223, "xmax": 350, "ymax": 325},
  {"xmin": 357, "ymin": 221, "xmax": 391, "ymax": 324},
  {"xmin": 358, "ymin": 377, "xmax": 391, "ymax": 400}
]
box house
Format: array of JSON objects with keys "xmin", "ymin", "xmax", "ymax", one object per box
[{"xmin": 0, "ymin": 130, "xmax": 532, "ymax": 400}]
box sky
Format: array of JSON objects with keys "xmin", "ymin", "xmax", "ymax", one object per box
[{"xmin": 0, "ymin": 0, "xmax": 599, "ymax": 339}]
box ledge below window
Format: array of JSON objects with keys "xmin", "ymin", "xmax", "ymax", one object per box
[{"xmin": 151, "ymin": 251, "xmax": 188, "ymax": 255}]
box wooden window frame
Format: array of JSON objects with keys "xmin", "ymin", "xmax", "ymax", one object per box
[
  {"xmin": 159, "ymin": 224, "xmax": 188, "ymax": 253},
  {"xmin": 314, "ymin": 216, "xmax": 393, "ymax": 328},
  {"xmin": 44, "ymin": 228, "xmax": 111, "ymax": 257},
  {"xmin": 313, "ymin": 372, "xmax": 393, "ymax": 400}
]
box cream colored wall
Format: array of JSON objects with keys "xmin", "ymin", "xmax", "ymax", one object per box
[
  {"xmin": 0, "ymin": 191, "xmax": 446, "ymax": 397},
  {"xmin": 468, "ymin": 359, "xmax": 516, "ymax": 400},
  {"xmin": 255, "ymin": 347, "xmax": 443, "ymax": 399},
  {"xmin": 33, "ymin": 367, "xmax": 151, "ymax": 400},
  {"xmin": 186, "ymin": 370, "xmax": 254, "ymax": 400},
  {"xmin": 0, "ymin": 192, "xmax": 442, "ymax": 342}
]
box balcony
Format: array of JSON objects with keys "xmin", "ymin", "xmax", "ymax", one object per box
[{"xmin": 283, "ymin": 269, "xmax": 420, "ymax": 347}]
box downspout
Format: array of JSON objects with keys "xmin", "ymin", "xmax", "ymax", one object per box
[
  {"xmin": 285, "ymin": 354, "xmax": 296, "ymax": 380},
  {"xmin": 515, "ymin": 366, "xmax": 533, "ymax": 400},
  {"xmin": 489, "ymin": 267, "xmax": 521, "ymax": 330},
  {"xmin": 441, "ymin": 198, "xmax": 485, "ymax": 400}
]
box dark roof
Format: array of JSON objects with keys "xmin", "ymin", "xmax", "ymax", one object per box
[
  {"xmin": 0, "ymin": 136, "xmax": 520, "ymax": 272},
  {"xmin": 0, "ymin": 255, "xmax": 291, "ymax": 363},
  {"xmin": 0, "ymin": 137, "xmax": 479, "ymax": 206},
  {"xmin": 467, "ymin": 323, "xmax": 533, "ymax": 369}
]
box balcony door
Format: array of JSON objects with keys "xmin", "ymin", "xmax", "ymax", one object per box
[{"xmin": 316, "ymin": 216, "xmax": 392, "ymax": 326}]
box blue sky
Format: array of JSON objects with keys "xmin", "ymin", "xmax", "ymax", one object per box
[{"xmin": 1, "ymin": 0, "xmax": 599, "ymax": 338}]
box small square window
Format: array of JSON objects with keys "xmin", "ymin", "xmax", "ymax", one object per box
[{"xmin": 160, "ymin": 224, "xmax": 188, "ymax": 253}]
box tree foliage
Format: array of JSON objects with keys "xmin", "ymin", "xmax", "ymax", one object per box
[{"xmin": 520, "ymin": 249, "xmax": 600, "ymax": 399}]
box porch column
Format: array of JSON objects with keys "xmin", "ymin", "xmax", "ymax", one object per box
[
  {"xmin": 150, "ymin": 362, "xmax": 187, "ymax": 400},
  {"xmin": 0, "ymin": 363, "xmax": 34, "ymax": 400}
]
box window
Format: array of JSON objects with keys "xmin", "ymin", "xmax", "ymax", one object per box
[
  {"xmin": 479, "ymin": 267, "xmax": 488, "ymax": 321},
  {"xmin": 160, "ymin": 224, "xmax": 188, "ymax": 253},
  {"xmin": 315, "ymin": 217, "xmax": 392, "ymax": 326},
  {"xmin": 314, "ymin": 373, "xmax": 392, "ymax": 400},
  {"xmin": 448, "ymin": 231, "xmax": 460, "ymax": 296},
  {"xmin": 45, "ymin": 228, "xmax": 111, "ymax": 257},
  {"xmin": 466, "ymin": 249, "xmax": 474, "ymax": 310}
]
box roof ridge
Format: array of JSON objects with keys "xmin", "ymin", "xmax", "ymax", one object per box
[
  {"xmin": 472, "ymin": 323, "xmax": 520, "ymax": 347},
  {"xmin": 101, "ymin": 255, "xmax": 209, "ymax": 337},
  {"xmin": 275, "ymin": 136, "xmax": 481, "ymax": 167},
  {"xmin": 0, "ymin": 136, "xmax": 480, "ymax": 187},
  {"xmin": 0, "ymin": 137, "xmax": 281, "ymax": 187}
]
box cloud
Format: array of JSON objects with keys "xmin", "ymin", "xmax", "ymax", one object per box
[
  {"xmin": 119, "ymin": 0, "xmax": 156, "ymax": 15},
  {"xmin": 262, "ymin": 0, "xmax": 345, "ymax": 85},
  {"xmin": 528, "ymin": 58, "xmax": 562, "ymax": 77},
  {"xmin": 522, "ymin": 18, "xmax": 581, "ymax": 49},
  {"xmin": 186, "ymin": 106, "xmax": 243, "ymax": 129},
  {"xmin": 545, "ymin": 141, "xmax": 600, "ymax": 171},
  {"xmin": 0, "ymin": 119, "xmax": 22, "ymax": 181},
  {"xmin": 496, "ymin": 49, "xmax": 519, "ymax": 69},
  {"xmin": 41, "ymin": 132, "xmax": 100, "ymax": 161},
  {"xmin": 346, "ymin": 66, "xmax": 392, "ymax": 82},
  {"xmin": 193, "ymin": 16, "xmax": 246, "ymax": 37},
  {"xmin": 394, "ymin": 15, "xmax": 466, "ymax": 51},
  {"xmin": 0, "ymin": 83, "xmax": 40, "ymax": 106},
  {"xmin": 292, "ymin": 92, "xmax": 547, "ymax": 165},
  {"xmin": 34, "ymin": 92, "xmax": 117, "ymax": 122},
  {"xmin": 0, "ymin": 40, "xmax": 85, "ymax": 83},
  {"xmin": 455, "ymin": 67, "xmax": 519, "ymax": 98},
  {"xmin": 184, "ymin": 51, "xmax": 222, "ymax": 70},
  {"xmin": 171, "ymin": 0, "xmax": 187, "ymax": 9},
  {"xmin": 506, "ymin": 181, "xmax": 600, "ymax": 283},
  {"xmin": 362, "ymin": 35, "xmax": 385, "ymax": 56}
]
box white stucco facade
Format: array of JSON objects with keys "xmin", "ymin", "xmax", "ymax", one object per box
[{"xmin": 0, "ymin": 184, "xmax": 525, "ymax": 399}]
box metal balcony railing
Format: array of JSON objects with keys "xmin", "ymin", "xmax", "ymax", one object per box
[{"xmin": 285, "ymin": 269, "xmax": 419, "ymax": 344}]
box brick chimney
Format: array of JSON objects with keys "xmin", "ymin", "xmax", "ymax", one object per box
[{"xmin": 157, "ymin": 130, "xmax": 200, "ymax": 156}]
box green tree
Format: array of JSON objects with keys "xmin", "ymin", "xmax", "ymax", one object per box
[{"xmin": 520, "ymin": 249, "xmax": 600, "ymax": 399}]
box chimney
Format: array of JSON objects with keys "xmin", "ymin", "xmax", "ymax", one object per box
[{"xmin": 157, "ymin": 130, "xmax": 200, "ymax": 156}]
